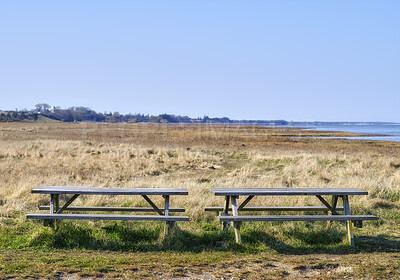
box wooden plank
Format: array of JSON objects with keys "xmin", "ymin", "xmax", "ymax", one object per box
[
  {"xmin": 27, "ymin": 214, "xmax": 189, "ymax": 221},
  {"xmin": 211, "ymin": 188, "xmax": 368, "ymax": 196},
  {"xmin": 39, "ymin": 206, "xmax": 185, "ymax": 212},
  {"xmin": 205, "ymin": 206, "xmax": 345, "ymax": 212},
  {"xmin": 32, "ymin": 186, "xmax": 188, "ymax": 196},
  {"xmin": 218, "ymin": 215, "xmax": 378, "ymax": 222}
]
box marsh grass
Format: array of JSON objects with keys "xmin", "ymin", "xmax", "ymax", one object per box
[
  {"xmin": 0, "ymin": 123, "xmax": 399, "ymax": 278},
  {"xmin": 1, "ymin": 123, "xmax": 399, "ymax": 228}
]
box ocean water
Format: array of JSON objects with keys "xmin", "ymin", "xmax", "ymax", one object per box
[{"xmin": 286, "ymin": 123, "xmax": 400, "ymax": 142}]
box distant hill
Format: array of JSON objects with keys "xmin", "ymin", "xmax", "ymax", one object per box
[
  {"xmin": 3, "ymin": 104, "xmax": 396, "ymax": 125},
  {"xmin": 36, "ymin": 115, "xmax": 62, "ymax": 123}
]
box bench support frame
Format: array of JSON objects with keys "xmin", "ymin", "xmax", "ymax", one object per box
[
  {"xmin": 37, "ymin": 192, "xmax": 182, "ymax": 235},
  {"xmin": 217, "ymin": 194, "xmax": 372, "ymax": 246}
]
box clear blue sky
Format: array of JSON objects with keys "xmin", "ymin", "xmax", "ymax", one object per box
[{"xmin": 1, "ymin": 1, "xmax": 399, "ymax": 122}]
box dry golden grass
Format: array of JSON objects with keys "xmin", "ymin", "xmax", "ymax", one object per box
[
  {"xmin": 1, "ymin": 122, "xmax": 400, "ymax": 279},
  {"xmin": 1, "ymin": 122, "xmax": 399, "ymax": 221}
]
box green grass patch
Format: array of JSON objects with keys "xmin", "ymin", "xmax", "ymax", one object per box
[
  {"xmin": 317, "ymin": 157, "xmax": 347, "ymax": 167},
  {"xmin": 1, "ymin": 217, "xmax": 398, "ymax": 254},
  {"xmin": 255, "ymin": 157, "xmax": 301, "ymax": 168},
  {"xmin": 0, "ymin": 217, "xmax": 399, "ymax": 279}
]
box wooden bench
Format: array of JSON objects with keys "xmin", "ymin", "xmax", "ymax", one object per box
[
  {"xmin": 27, "ymin": 186, "xmax": 189, "ymax": 235},
  {"xmin": 209, "ymin": 187, "xmax": 379, "ymax": 246}
]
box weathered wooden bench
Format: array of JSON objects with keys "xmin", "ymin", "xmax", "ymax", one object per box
[
  {"xmin": 208, "ymin": 187, "xmax": 379, "ymax": 246},
  {"xmin": 27, "ymin": 186, "xmax": 189, "ymax": 235}
]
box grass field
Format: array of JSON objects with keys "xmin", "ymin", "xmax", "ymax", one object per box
[{"xmin": 0, "ymin": 122, "xmax": 399, "ymax": 279}]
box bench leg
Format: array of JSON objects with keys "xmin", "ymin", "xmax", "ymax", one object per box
[
  {"xmin": 222, "ymin": 196, "xmax": 230, "ymax": 231},
  {"xmin": 343, "ymin": 195, "xmax": 354, "ymax": 246},
  {"xmin": 54, "ymin": 194, "xmax": 60, "ymax": 229},
  {"xmin": 231, "ymin": 196, "xmax": 241, "ymax": 243},
  {"xmin": 327, "ymin": 195, "xmax": 339, "ymax": 228},
  {"xmin": 164, "ymin": 195, "xmax": 170, "ymax": 236},
  {"xmin": 143, "ymin": 194, "xmax": 173, "ymax": 236},
  {"xmin": 45, "ymin": 194, "xmax": 59, "ymax": 227}
]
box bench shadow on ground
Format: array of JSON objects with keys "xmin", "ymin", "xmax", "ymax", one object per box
[
  {"xmin": 33, "ymin": 221, "xmax": 400, "ymax": 254},
  {"xmin": 241, "ymin": 228, "xmax": 400, "ymax": 254}
]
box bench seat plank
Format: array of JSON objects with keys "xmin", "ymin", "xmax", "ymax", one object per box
[
  {"xmin": 27, "ymin": 214, "xmax": 189, "ymax": 221},
  {"xmin": 218, "ymin": 215, "xmax": 378, "ymax": 222},
  {"xmin": 32, "ymin": 186, "xmax": 188, "ymax": 196},
  {"xmin": 205, "ymin": 206, "xmax": 344, "ymax": 212},
  {"xmin": 39, "ymin": 206, "xmax": 185, "ymax": 212},
  {"xmin": 211, "ymin": 188, "xmax": 368, "ymax": 196}
]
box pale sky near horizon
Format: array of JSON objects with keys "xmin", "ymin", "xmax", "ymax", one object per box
[{"xmin": 1, "ymin": 1, "xmax": 399, "ymax": 122}]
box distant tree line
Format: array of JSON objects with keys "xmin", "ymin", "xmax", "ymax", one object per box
[
  {"xmin": 0, "ymin": 103, "xmax": 288, "ymax": 125},
  {"xmin": 0, "ymin": 110, "xmax": 33, "ymax": 122}
]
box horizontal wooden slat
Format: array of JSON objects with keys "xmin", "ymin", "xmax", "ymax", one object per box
[
  {"xmin": 27, "ymin": 214, "xmax": 189, "ymax": 221},
  {"xmin": 32, "ymin": 186, "xmax": 188, "ymax": 195},
  {"xmin": 210, "ymin": 188, "xmax": 368, "ymax": 196},
  {"xmin": 39, "ymin": 206, "xmax": 185, "ymax": 212},
  {"xmin": 205, "ymin": 206, "xmax": 344, "ymax": 212},
  {"xmin": 218, "ymin": 215, "xmax": 378, "ymax": 222}
]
